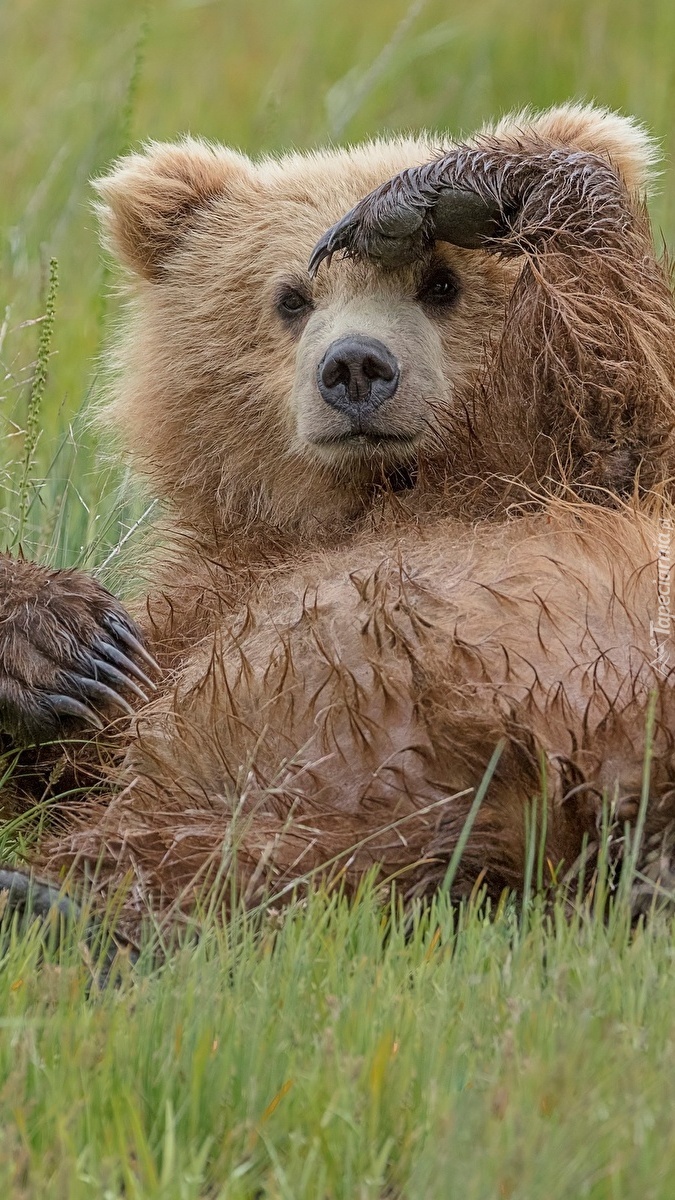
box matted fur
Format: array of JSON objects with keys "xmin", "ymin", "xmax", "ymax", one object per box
[
  {"xmin": 28, "ymin": 104, "xmax": 675, "ymax": 934},
  {"xmin": 42, "ymin": 503, "xmax": 675, "ymax": 933}
]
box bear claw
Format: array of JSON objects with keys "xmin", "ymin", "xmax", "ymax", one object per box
[
  {"xmin": 44, "ymin": 694, "xmax": 105, "ymax": 731},
  {"xmin": 91, "ymin": 638, "xmax": 157, "ymax": 693},
  {"xmin": 89, "ymin": 654, "xmax": 151, "ymax": 702},
  {"xmin": 103, "ymin": 616, "xmax": 160, "ymax": 676},
  {"xmin": 69, "ymin": 675, "xmax": 136, "ymax": 718}
]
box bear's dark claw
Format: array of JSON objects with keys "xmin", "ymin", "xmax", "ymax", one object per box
[
  {"xmin": 104, "ymin": 616, "xmax": 161, "ymax": 676},
  {"xmin": 91, "ymin": 638, "xmax": 157, "ymax": 693},
  {"xmin": 308, "ymin": 228, "xmax": 341, "ymax": 277},
  {"xmin": 89, "ymin": 656, "xmax": 150, "ymax": 703},
  {"xmin": 45, "ymin": 694, "xmax": 105, "ymax": 730},
  {"xmin": 70, "ymin": 674, "xmax": 136, "ymax": 718}
]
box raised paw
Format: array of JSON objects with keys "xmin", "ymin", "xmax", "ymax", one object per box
[
  {"xmin": 0, "ymin": 555, "xmax": 160, "ymax": 745},
  {"xmin": 309, "ymin": 143, "xmax": 631, "ymax": 276},
  {"xmin": 309, "ymin": 167, "xmax": 502, "ymax": 275}
]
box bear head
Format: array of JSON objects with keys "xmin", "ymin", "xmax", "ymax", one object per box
[{"xmin": 95, "ymin": 103, "xmax": 655, "ymax": 540}]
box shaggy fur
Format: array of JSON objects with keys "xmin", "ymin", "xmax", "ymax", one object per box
[
  {"xmin": 42, "ymin": 504, "xmax": 675, "ymax": 933},
  {"xmin": 19, "ymin": 103, "xmax": 675, "ymax": 935}
]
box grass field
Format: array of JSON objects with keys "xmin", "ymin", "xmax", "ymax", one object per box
[{"xmin": 3, "ymin": 0, "xmax": 675, "ymax": 1195}]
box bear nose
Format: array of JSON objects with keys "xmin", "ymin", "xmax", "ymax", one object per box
[{"xmin": 317, "ymin": 336, "xmax": 400, "ymax": 419}]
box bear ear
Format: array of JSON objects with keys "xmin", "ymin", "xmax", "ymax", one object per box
[
  {"xmin": 484, "ymin": 103, "xmax": 659, "ymax": 194},
  {"xmin": 94, "ymin": 138, "xmax": 254, "ymax": 281}
]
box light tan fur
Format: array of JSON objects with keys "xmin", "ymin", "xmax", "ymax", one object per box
[
  {"xmin": 95, "ymin": 104, "xmax": 658, "ymax": 550},
  {"xmin": 484, "ymin": 102, "xmax": 659, "ymax": 192}
]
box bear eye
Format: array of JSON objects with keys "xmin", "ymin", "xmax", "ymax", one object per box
[
  {"xmin": 276, "ymin": 286, "xmax": 313, "ymax": 320},
  {"xmin": 417, "ymin": 267, "xmax": 460, "ymax": 308}
]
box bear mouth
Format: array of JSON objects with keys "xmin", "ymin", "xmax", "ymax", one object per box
[
  {"xmin": 310, "ymin": 431, "xmax": 420, "ymax": 491},
  {"xmin": 313, "ymin": 432, "xmax": 420, "ymax": 449}
]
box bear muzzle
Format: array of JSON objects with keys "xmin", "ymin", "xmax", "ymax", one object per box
[{"xmin": 317, "ymin": 335, "xmax": 400, "ymax": 432}]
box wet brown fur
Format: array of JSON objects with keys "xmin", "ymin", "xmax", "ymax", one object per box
[{"xmin": 25, "ymin": 104, "xmax": 675, "ymax": 934}]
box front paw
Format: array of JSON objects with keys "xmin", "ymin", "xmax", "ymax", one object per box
[
  {"xmin": 309, "ymin": 143, "xmax": 629, "ymax": 276},
  {"xmin": 0, "ymin": 557, "xmax": 160, "ymax": 745},
  {"xmin": 309, "ymin": 165, "xmax": 501, "ymax": 274}
]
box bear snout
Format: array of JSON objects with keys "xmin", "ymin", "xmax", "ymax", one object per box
[{"xmin": 317, "ymin": 335, "xmax": 400, "ymax": 427}]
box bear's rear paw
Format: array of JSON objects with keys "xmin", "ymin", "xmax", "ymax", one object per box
[
  {"xmin": 0, "ymin": 556, "xmax": 160, "ymax": 745},
  {"xmin": 0, "ymin": 867, "xmax": 138, "ymax": 984},
  {"xmin": 630, "ymin": 824, "xmax": 675, "ymax": 919}
]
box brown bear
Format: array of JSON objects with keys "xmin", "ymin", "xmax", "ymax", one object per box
[{"xmin": 6, "ymin": 103, "xmax": 675, "ymax": 939}]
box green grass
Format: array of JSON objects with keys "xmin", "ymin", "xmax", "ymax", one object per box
[
  {"xmin": 4, "ymin": 887, "xmax": 675, "ymax": 1199},
  {"xmin": 3, "ymin": 0, "xmax": 675, "ymax": 1194}
]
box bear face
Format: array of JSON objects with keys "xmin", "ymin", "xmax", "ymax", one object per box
[
  {"xmin": 96, "ymin": 137, "xmax": 512, "ymax": 536},
  {"xmin": 96, "ymin": 103, "xmax": 657, "ymax": 543}
]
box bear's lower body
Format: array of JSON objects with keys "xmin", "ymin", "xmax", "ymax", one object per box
[{"xmin": 39, "ymin": 502, "xmax": 675, "ymax": 934}]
